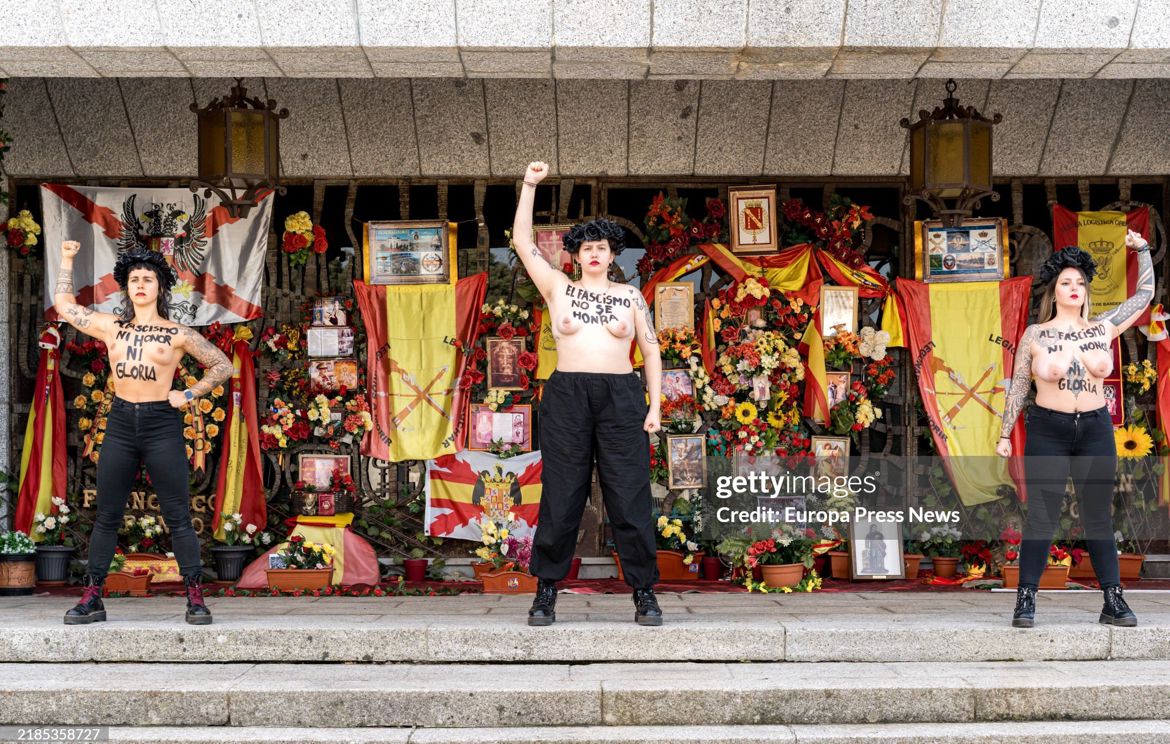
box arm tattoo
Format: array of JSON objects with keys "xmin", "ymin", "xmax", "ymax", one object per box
[
  {"xmin": 1000, "ymin": 325, "xmax": 1035, "ymax": 438},
  {"xmin": 54, "ymin": 265, "xmax": 74, "ymax": 296},
  {"xmin": 635, "ymin": 294, "xmax": 659, "ymax": 345},
  {"xmin": 180, "ymin": 327, "xmax": 233, "ymax": 397},
  {"xmin": 62, "ymin": 304, "xmax": 95, "ymax": 330},
  {"xmin": 1096, "ymin": 248, "xmax": 1155, "ymax": 328}
]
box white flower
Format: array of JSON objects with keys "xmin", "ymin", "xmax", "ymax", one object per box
[
  {"xmin": 51, "ymin": 497, "xmax": 65, "ymax": 507},
  {"xmin": 59, "ymin": 505, "xmax": 70, "ymax": 515},
  {"xmin": 59, "ymin": 515, "xmax": 69, "ymax": 525},
  {"xmin": 224, "ymin": 522, "xmax": 234, "ymax": 532},
  {"xmin": 246, "ymin": 524, "xmax": 258, "ymax": 535},
  {"xmin": 43, "ymin": 517, "xmax": 57, "ymax": 530}
]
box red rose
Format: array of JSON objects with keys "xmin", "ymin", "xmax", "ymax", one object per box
[
  {"xmin": 706, "ymin": 198, "xmax": 726, "ymax": 220},
  {"xmin": 474, "ymin": 347, "xmax": 487, "ymax": 362},
  {"xmin": 518, "ymin": 351, "xmax": 537, "ymax": 370},
  {"xmin": 514, "ymin": 326, "xmax": 528, "ymax": 337},
  {"xmin": 282, "ymin": 232, "xmax": 307, "ymax": 253},
  {"xmin": 458, "ymin": 375, "xmax": 474, "ymax": 390},
  {"xmin": 90, "ymin": 360, "xmax": 104, "ymax": 372},
  {"xmin": 497, "ymin": 324, "xmax": 515, "ymax": 340},
  {"xmin": 312, "ymin": 225, "xmax": 328, "ymax": 254},
  {"xmin": 291, "ymin": 535, "xmax": 304, "ymax": 543},
  {"xmin": 519, "ymin": 374, "xmax": 530, "ymax": 389}
]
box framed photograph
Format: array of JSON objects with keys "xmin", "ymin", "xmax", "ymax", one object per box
[
  {"xmin": 745, "ymin": 307, "xmax": 764, "ymax": 327},
  {"xmin": 820, "ymin": 285, "xmax": 859, "ymax": 338},
  {"xmin": 666, "ymin": 434, "xmax": 706, "ymax": 490},
  {"xmin": 914, "ymin": 217, "xmax": 1009, "ymax": 283},
  {"xmin": 533, "ymin": 224, "xmax": 573, "ymax": 272},
  {"xmin": 654, "ymin": 282, "xmax": 695, "ymax": 332},
  {"xmin": 486, "ymin": 337, "xmax": 526, "ymax": 390},
  {"xmin": 661, "ymin": 369, "xmax": 695, "ymax": 402},
  {"xmin": 298, "ymin": 453, "xmax": 350, "ymax": 492},
  {"xmin": 811, "ymin": 436, "xmax": 849, "ymax": 480},
  {"xmin": 467, "ymin": 403, "xmax": 533, "ymax": 452},
  {"xmin": 728, "ymin": 186, "xmax": 779, "ymax": 255},
  {"xmin": 309, "ymin": 359, "xmax": 359, "ymax": 394},
  {"xmin": 849, "ymin": 515, "xmax": 905, "ymax": 580},
  {"xmin": 825, "ymin": 371, "xmax": 851, "ymax": 410},
  {"xmin": 308, "ymin": 326, "xmax": 355, "ymax": 357},
  {"xmin": 365, "ymin": 220, "xmax": 454, "ymax": 285},
  {"xmin": 312, "ymin": 297, "xmax": 347, "ymax": 327}
]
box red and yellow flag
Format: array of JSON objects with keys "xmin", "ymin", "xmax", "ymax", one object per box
[
  {"xmin": 1053, "ymin": 206, "xmax": 1150, "ymax": 318},
  {"xmin": 212, "ymin": 327, "xmax": 266, "ymax": 540},
  {"xmin": 235, "ymin": 514, "xmax": 381, "ymax": 588},
  {"xmin": 15, "ymin": 327, "xmax": 67, "ymax": 539},
  {"xmin": 897, "ymin": 278, "xmax": 1032, "ymax": 506},
  {"xmin": 424, "ymin": 450, "xmax": 543, "ymax": 540}
]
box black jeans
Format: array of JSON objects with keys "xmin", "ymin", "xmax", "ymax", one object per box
[
  {"xmin": 531, "ymin": 371, "xmax": 660, "ymax": 589},
  {"xmin": 86, "ymin": 398, "xmax": 203, "ymax": 581},
  {"xmin": 1020, "ymin": 404, "xmax": 1119, "ymax": 589}
]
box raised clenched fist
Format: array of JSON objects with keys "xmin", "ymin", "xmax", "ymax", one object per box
[
  {"xmin": 61, "ymin": 241, "xmax": 81, "ymax": 260},
  {"xmin": 1124, "ymin": 229, "xmax": 1147, "ymax": 250},
  {"xmin": 525, "ymin": 161, "xmax": 550, "ymax": 185}
]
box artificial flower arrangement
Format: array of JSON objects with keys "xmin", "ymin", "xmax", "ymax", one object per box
[
  {"xmin": 5, "ymin": 209, "xmax": 41, "ymax": 257},
  {"xmin": 175, "ymin": 368, "xmax": 227, "ymax": 467},
  {"xmin": 32, "ymin": 497, "xmax": 74, "ymax": 546},
  {"xmin": 1123, "ymin": 359, "xmax": 1157, "ymax": 396},
  {"xmin": 307, "ymin": 393, "xmax": 375, "ymax": 445},
  {"xmin": 998, "ymin": 527, "xmax": 1022, "ymax": 566},
  {"xmin": 823, "ymin": 326, "xmax": 892, "ymax": 437},
  {"xmin": 466, "ymin": 299, "xmax": 539, "ymax": 410},
  {"xmin": 779, "ymin": 195, "xmax": 873, "ymax": 268},
  {"xmin": 740, "ymin": 525, "xmax": 823, "ymax": 594},
  {"xmin": 0, "ymin": 530, "xmax": 35, "ymax": 555},
  {"xmin": 214, "ymin": 512, "xmax": 275, "ymax": 548},
  {"xmin": 655, "ymin": 515, "xmax": 700, "ymax": 565},
  {"xmin": 637, "ymin": 193, "xmax": 727, "ymax": 276},
  {"xmin": 1115, "ymin": 424, "xmax": 1155, "ymax": 459},
  {"xmin": 273, "ymin": 534, "xmax": 335, "ymax": 569},
  {"xmin": 960, "ymin": 539, "xmax": 993, "ymax": 577},
  {"xmin": 658, "ymin": 326, "xmax": 702, "ymax": 368},
  {"xmin": 259, "ymin": 323, "xmax": 307, "ymax": 363},
  {"xmin": 260, "ymin": 397, "xmax": 312, "ymax": 451},
  {"xmin": 916, "ymin": 524, "xmax": 963, "ymax": 559},
  {"xmin": 473, "ymin": 513, "xmax": 532, "ymax": 573},
  {"xmin": 119, "ymin": 514, "xmax": 164, "ymax": 554},
  {"xmin": 281, "ymin": 211, "xmax": 328, "ymax": 268}
]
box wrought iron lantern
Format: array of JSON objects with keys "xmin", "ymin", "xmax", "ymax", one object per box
[
  {"xmin": 189, "ymin": 79, "xmax": 289, "ymax": 219},
  {"xmin": 901, "ymin": 79, "xmax": 1002, "ymax": 227}
]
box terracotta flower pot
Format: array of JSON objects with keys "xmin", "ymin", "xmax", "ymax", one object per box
[
  {"xmin": 1119, "ymin": 553, "xmax": 1144, "ymax": 581},
  {"xmin": 930, "ymin": 556, "xmax": 959, "ymax": 578},
  {"xmin": 0, "ymin": 553, "xmax": 37, "ymax": 596},
  {"xmin": 904, "ymin": 553, "xmax": 924, "ymax": 578},
  {"xmin": 827, "ymin": 550, "xmax": 851, "ymax": 580},
  {"xmin": 104, "ymin": 571, "xmax": 151, "ymax": 596},
  {"xmin": 759, "ymin": 562, "xmax": 805, "ymax": 589},
  {"xmin": 473, "ymin": 561, "xmax": 512, "ymax": 579},
  {"xmin": 1001, "ymin": 563, "xmax": 1069, "ymax": 590},
  {"xmin": 481, "ymin": 570, "xmax": 538, "ymax": 594},
  {"xmin": 566, "ymin": 556, "xmax": 583, "ymax": 580},
  {"xmin": 615, "ymin": 550, "xmax": 703, "ymax": 582},
  {"xmin": 266, "ymin": 567, "xmax": 334, "ymax": 591}
]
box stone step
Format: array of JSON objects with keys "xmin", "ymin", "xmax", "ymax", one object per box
[
  {"xmin": 6, "ymin": 660, "xmax": 1170, "ymax": 728},
  {"xmin": 62, "ymin": 720, "xmax": 1170, "ymax": 743},
  {"xmin": 3, "ymin": 594, "xmax": 1169, "ymax": 664}
]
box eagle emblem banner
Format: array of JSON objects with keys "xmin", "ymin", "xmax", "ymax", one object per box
[
  {"xmin": 40, "ymin": 184, "xmax": 272, "ymax": 326},
  {"xmin": 424, "ymin": 450, "xmax": 542, "ymax": 541}
]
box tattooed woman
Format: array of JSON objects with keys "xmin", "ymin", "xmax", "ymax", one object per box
[
  {"xmin": 54, "ymin": 242, "xmax": 232, "ymax": 626},
  {"xmin": 997, "ymin": 231, "xmax": 1154, "ymax": 628},
  {"xmin": 513, "ymin": 162, "xmax": 664, "ymax": 627}
]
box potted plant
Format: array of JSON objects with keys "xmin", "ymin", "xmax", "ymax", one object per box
[
  {"xmin": 402, "ymin": 548, "xmax": 429, "ymax": 583},
  {"xmin": 616, "ymin": 515, "xmax": 703, "ymax": 581},
  {"xmin": 821, "ymin": 526, "xmax": 850, "ymax": 579},
  {"xmin": 104, "ymin": 549, "xmax": 152, "ymax": 596},
  {"xmin": 210, "ymin": 512, "xmax": 272, "ymax": 583},
  {"xmin": 960, "ymin": 540, "xmax": 992, "ymax": 579},
  {"xmin": 1116, "ymin": 531, "xmax": 1145, "ymax": 581},
  {"xmin": 918, "ymin": 525, "xmax": 962, "ymax": 578},
  {"xmin": 481, "ymin": 534, "xmax": 537, "ymax": 594},
  {"xmin": 744, "ymin": 525, "xmax": 816, "ymax": 589},
  {"xmin": 1000, "ymin": 531, "xmax": 1070, "ymax": 590},
  {"xmin": 903, "ymin": 535, "xmax": 926, "ymax": 578},
  {"xmin": 32, "ymin": 497, "xmax": 76, "ymax": 585},
  {"xmin": 472, "ymin": 513, "xmax": 518, "ymax": 578},
  {"xmin": 266, "ymin": 535, "xmax": 335, "ymax": 591},
  {"xmin": 0, "ymin": 530, "xmax": 37, "ymax": 596}
]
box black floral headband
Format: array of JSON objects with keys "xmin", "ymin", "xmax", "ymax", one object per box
[
  {"xmin": 562, "ymin": 218, "xmax": 626, "ymax": 255},
  {"xmin": 113, "ymin": 248, "xmax": 176, "ymax": 290},
  {"xmin": 1038, "ymin": 246, "xmax": 1097, "ymax": 285}
]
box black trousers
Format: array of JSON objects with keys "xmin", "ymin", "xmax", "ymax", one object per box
[
  {"xmin": 531, "ymin": 371, "xmax": 660, "ymax": 589},
  {"xmin": 86, "ymin": 398, "xmax": 203, "ymax": 582},
  {"xmin": 1020, "ymin": 404, "xmax": 1120, "ymax": 589}
]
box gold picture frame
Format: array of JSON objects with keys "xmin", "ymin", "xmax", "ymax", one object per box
[
  {"xmin": 810, "ymin": 435, "xmax": 849, "ymax": 480},
  {"xmin": 820, "ymin": 285, "xmax": 859, "ymax": 338},
  {"xmin": 364, "ymin": 220, "xmax": 457, "ymax": 285},
  {"xmin": 914, "ymin": 217, "xmax": 1009, "ymax": 283},
  {"xmin": 486, "ymin": 337, "xmax": 526, "ymax": 391},
  {"xmin": 666, "ymin": 434, "xmax": 706, "ymax": 490},
  {"xmin": 727, "ymin": 186, "xmax": 779, "ymax": 256},
  {"xmin": 532, "ymin": 224, "xmax": 573, "ymax": 272},
  {"xmin": 654, "ymin": 281, "xmax": 695, "ymax": 332}
]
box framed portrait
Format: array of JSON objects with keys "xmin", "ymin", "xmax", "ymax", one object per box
[
  {"xmin": 533, "ymin": 224, "xmax": 573, "ymax": 272},
  {"xmin": 307, "ymin": 326, "xmax": 355, "ymax": 358},
  {"xmin": 486, "ymin": 337, "xmax": 526, "ymax": 390},
  {"xmin": 298, "ymin": 453, "xmax": 350, "ymax": 492},
  {"xmin": 654, "ymin": 282, "xmax": 695, "ymax": 332},
  {"xmin": 309, "ymin": 359, "xmax": 359, "ymax": 394},
  {"xmin": 365, "ymin": 220, "xmax": 455, "ymax": 285},
  {"xmin": 467, "ymin": 403, "xmax": 533, "ymax": 452},
  {"xmin": 661, "ymin": 369, "xmax": 695, "ymax": 402},
  {"xmin": 914, "ymin": 217, "xmax": 1009, "ymax": 283},
  {"xmin": 728, "ymin": 186, "xmax": 778, "ymax": 256},
  {"xmin": 849, "ymin": 515, "xmax": 905, "ymax": 580},
  {"xmin": 820, "ymin": 285, "xmax": 859, "ymax": 338},
  {"xmin": 666, "ymin": 434, "xmax": 706, "ymax": 490},
  {"xmin": 745, "ymin": 307, "xmax": 764, "ymax": 327},
  {"xmin": 811, "ymin": 436, "xmax": 849, "ymax": 480},
  {"xmin": 825, "ymin": 371, "xmax": 851, "ymax": 410},
  {"xmin": 311, "ymin": 297, "xmax": 347, "ymax": 327}
]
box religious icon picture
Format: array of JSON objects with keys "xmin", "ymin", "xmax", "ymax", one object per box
[
  {"xmin": 661, "ymin": 369, "xmax": 695, "ymax": 402},
  {"xmin": 915, "ymin": 217, "xmax": 1008, "ymax": 283},
  {"xmin": 532, "ymin": 224, "xmax": 573, "ymax": 273},
  {"xmin": 728, "ymin": 186, "xmax": 779, "ymax": 256},
  {"xmin": 666, "ymin": 434, "xmax": 706, "ymax": 490},
  {"xmin": 820, "ymin": 285, "xmax": 859, "ymax": 338},
  {"xmin": 811, "ymin": 436, "xmax": 849, "ymax": 480},
  {"xmin": 825, "ymin": 371, "xmax": 851, "ymax": 410},
  {"xmin": 309, "ymin": 359, "xmax": 358, "ymax": 394},
  {"xmin": 297, "ymin": 453, "xmax": 350, "ymax": 492},
  {"xmin": 486, "ymin": 337, "xmax": 526, "ymax": 391},
  {"xmin": 654, "ymin": 282, "xmax": 695, "ymax": 332},
  {"xmin": 849, "ymin": 515, "xmax": 905, "ymax": 580},
  {"xmin": 467, "ymin": 403, "xmax": 533, "ymax": 452},
  {"xmin": 365, "ymin": 220, "xmax": 455, "ymax": 285},
  {"xmin": 311, "ymin": 296, "xmax": 347, "ymax": 327}
]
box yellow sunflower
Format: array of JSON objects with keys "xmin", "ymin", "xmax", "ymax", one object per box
[
  {"xmin": 1115, "ymin": 425, "xmax": 1153, "ymax": 459},
  {"xmin": 735, "ymin": 402, "xmax": 759, "ymax": 425}
]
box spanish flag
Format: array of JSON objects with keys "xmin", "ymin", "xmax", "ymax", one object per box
[
  {"xmin": 424, "ymin": 450, "xmax": 543, "ymax": 540},
  {"xmin": 799, "ymin": 307, "xmax": 830, "ymax": 423},
  {"xmin": 1145, "ymin": 305, "xmax": 1170, "ymax": 511},
  {"xmin": 1053, "ymin": 206, "xmax": 1150, "ymax": 318},
  {"xmin": 212, "ymin": 327, "xmax": 266, "ymax": 540},
  {"xmin": 235, "ymin": 514, "xmax": 381, "ymax": 588},
  {"xmin": 534, "ymin": 304, "xmax": 558, "ymax": 381},
  {"xmin": 15, "ymin": 326, "xmax": 67, "ymax": 539},
  {"xmin": 898, "ymin": 278, "xmax": 1032, "ymax": 506}
]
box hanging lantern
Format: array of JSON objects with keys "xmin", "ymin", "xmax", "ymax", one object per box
[
  {"xmin": 189, "ymin": 79, "xmax": 289, "ymax": 219},
  {"xmin": 901, "ymin": 79, "xmax": 1001, "ymax": 227}
]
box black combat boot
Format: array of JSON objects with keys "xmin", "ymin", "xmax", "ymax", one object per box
[
  {"xmin": 1011, "ymin": 586, "xmax": 1037, "ymax": 628},
  {"xmin": 183, "ymin": 574, "xmax": 213, "ymax": 625},
  {"xmin": 64, "ymin": 575, "xmax": 107, "ymax": 625},
  {"xmin": 527, "ymin": 578, "xmax": 557, "ymax": 626},
  {"xmin": 1099, "ymin": 585, "xmax": 1137, "ymax": 627},
  {"xmin": 633, "ymin": 587, "xmax": 663, "ymax": 626}
]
